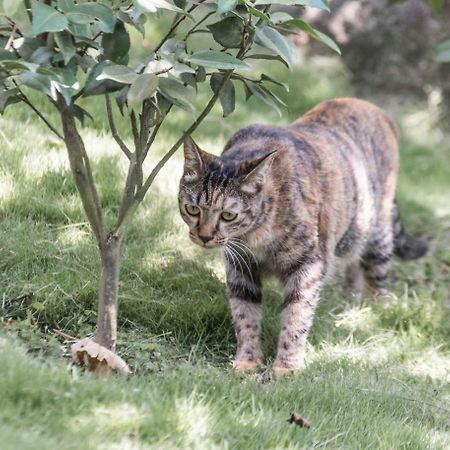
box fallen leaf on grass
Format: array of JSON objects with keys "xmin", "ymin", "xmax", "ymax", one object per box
[
  {"xmin": 286, "ymin": 413, "xmax": 311, "ymax": 428},
  {"xmin": 71, "ymin": 338, "xmax": 132, "ymax": 376}
]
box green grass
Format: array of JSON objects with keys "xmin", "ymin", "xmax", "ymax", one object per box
[{"xmin": 1, "ymin": 55, "xmax": 450, "ymax": 449}]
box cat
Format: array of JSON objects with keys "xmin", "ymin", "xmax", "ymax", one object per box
[{"xmin": 178, "ymin": 98, "xmax": 427, "ymax": 378}]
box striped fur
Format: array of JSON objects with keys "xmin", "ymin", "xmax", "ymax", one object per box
[{"xmin": 178, "ymin": 98, "xmax": 427, "ymax": 376}]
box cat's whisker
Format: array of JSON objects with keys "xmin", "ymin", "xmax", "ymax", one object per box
[
  {"xmin": 227, "ymin": 242, "xmax": 255, "ymax": 284},
  {"xmin": 228, "ymin": 240, "xmax": 258, "ymax": 267},
  {"xmin": 225, "ymin": 245, "xmax": 244, "ymax": 277},
  {"xmin": 223, "ymin": 247, "xmax": 237, "ymax": 275}
]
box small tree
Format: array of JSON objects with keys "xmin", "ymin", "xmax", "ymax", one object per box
[{"xmin": 0, "ymin": 0, "xmax": 337, "ymax": 350}]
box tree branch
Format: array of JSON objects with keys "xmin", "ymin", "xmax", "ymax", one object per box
[
  {"xmin": 116, "ymin": 155, "xmax": 138, "ymax": 230},
  {"xmin": 57, "ymin": 95, "xmax": 107, "ymax": 247},
  {"xmin": 130, "ymin": 110, "xmax": 139, "ymax": 150},
  {"xmin": 143, "ymin": 103, "xmax": 173, "ymax": 160},
  {"xmin": 184, "ymin": 11, "xmax": 215, "ymax": 41},
  {"xmin": 138, "ymin": 71, "xmax": 234, "ymax": 201},
  {"xmin": 154, "ymin": 0, "xmax": 206, "ymax": 53},
  {"xmin": 113, "ymin": 41, "xmax": 247, "ymax": 237},
  {"xmin": 105, "ymin": 94, "xmax": 132, "ymax": 160},
  {"xmin": 18, "ymin": 91, "xmax": 64, "ymax": 140}
]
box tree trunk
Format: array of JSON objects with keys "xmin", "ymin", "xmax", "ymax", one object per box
[
  {"xmin": 96, "ymin": 234, "xmax": 122, "ymax": 351},
  {"xmin": 58, "ymin": 97, "xmax": 121, "ymax": 351}
]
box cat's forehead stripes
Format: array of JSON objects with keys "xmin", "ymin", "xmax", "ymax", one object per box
[{"xmin": 196, "ymin": 160, "xmax": 239, "ymax": 206}]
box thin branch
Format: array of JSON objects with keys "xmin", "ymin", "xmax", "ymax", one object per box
[
  {"xmin": 130, "ymin": 110, "xmax": 139, "ymax": 150},
  {"xmin": 105, "ymin": 94, "xmax": 132, "ymax": 160},
  {"xmin": 116, "ymin": 156, "xmax": 138, "ymax": 228},
  {"xmin": 137, "ymin": 42, "xmax": 249, "ymax": 202},
  {"xmin": 114, "ymin": 28, "xmax": 249, "ymax": 237},
  {"xmin": 138, "ymin": 70, "xmax": 235, "ymax": 201},
  {"xmin": 18, "ymin": 91, "xmax": 64, "ymax": 140},
  {"xmin": 52, "ymin": 329, "xmax": 78, "ymax": 342},
  {"xmin": 154, "ymin": 0, "xmax": 206, "ymax": 53},
  {"xmin": 154, "ymin": 66, "xmax": 174, "ymax": 76},
  {"xmin": 73, "ymin": 88, "xmax": 85, "ymax": 102},
  {"xmin": 184, "ymin": 10, "xmax": 215, "ymax": 41},
  {"xmin": 143, "ymin": 103, "xmax": 173, "ymax": 160},
  {"xmin": 4, "ymin": 23, "xmax": 17, "ymax": 50}
]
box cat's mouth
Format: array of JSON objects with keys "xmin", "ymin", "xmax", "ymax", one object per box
[{"xmin": 189, "ymin": 233, "xmax": 226, "ymax": 249}]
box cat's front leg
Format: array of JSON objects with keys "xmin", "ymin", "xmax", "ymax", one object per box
[
  {"xmin": 273, "ymin": 257, "xmax": 325, "ymax": 378},
  {"xmin": 225, "ymin": 258, "xmax": 263, "ymax": 372}
]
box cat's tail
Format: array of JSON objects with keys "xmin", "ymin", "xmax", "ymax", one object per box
[{"xmin": 393, "ymin": 203, "xmax": 428, "ymax": 260}]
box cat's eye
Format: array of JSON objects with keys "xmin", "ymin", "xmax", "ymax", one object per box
[
  {"xmin": 185, "ymin": 204, "xmax": 200, "ymax": 216},
  {"xmin": 221, "ymin": 211, "xmax": 237, "ymax": 221}
]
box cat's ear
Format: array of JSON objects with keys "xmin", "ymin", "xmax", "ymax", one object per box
[
  {"xmin": 183, "ymin": 136, "xmax": 211, "ymax": 174},
  {"xmin": 239, "ymin": 151, "xmax": 277, "ymax": 189}
]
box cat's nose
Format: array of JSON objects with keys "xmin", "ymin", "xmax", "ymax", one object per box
[{"xmin": 198, "ymin": 234, "xmax": 214, "ymax": 244}]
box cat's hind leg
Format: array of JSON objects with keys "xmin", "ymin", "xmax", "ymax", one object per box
[
  {"xmin": 343, "ymin": 260, "xmax": 365, "ymax": 298},
  {"xmin": 361, "ymin": 224, "xmax": 394, "ymax": 296}
]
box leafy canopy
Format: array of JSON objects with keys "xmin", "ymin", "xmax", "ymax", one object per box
[{"xmin": 0, "ymin": 0, "xmax": 338, "ymax": 119}]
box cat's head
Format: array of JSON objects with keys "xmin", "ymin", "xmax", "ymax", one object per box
[{"xmin": 178, "ymin": 136, "xmax": 276, "ymax": 249}]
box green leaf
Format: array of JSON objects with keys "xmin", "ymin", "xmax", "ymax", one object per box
[
  {"xmin": 158, "ymin": 78, "xmax": 195, "ymax": 114},
  {"xmin": 245, "ymin": 53, "xmax": 289, "ymax": 68},
  {"xmin": 102, "ymin": 22, "xmax": 130, "ymax": 64},
  {"xmin": 173, "ymin": 0, "xmax": 187, "ymax": 8},
  {"xmin": 68, "ymin": 22, "xmax": 92, "ymax": 38},
  {"xmin": 31, "ymin": 0, "xmax": 68, "ymax": 36},
  {"xmin": 30, "ymin": 47, "xmax": 54, "ymax": 66},
  {"xmin": 207, "ymin": 17, "xmax": 244, "ymax": 49},
  {"xmin": 16, "ymin": 38, "xmax": 45, "ymax": 60},
  {"xmin": 0, "ymin": 60, "xmax": 40, "ymax": 72},
  {"xmin": 55, "ymin": 31, "xmax": 76, "ymax": 65},
  {"xmin": 0, "ymin": 50, "xmax": 17, "ymax": 61},
  {"xmin": 261, "ymin": 73, "xmax": 289, "ymax": 91},
  {"xmin": 244, "ymin": 3, "xmax": 271, "ymax": 22},
  {"xmin": 184, "ymin": 50, "xmax": 249, "ymax": 70},
  {"xmin": 97, "ymin": 65, "xmax": 138, "ymax": 84},
  {"xmin": 115, "ymin": 86, "xmax": 129, "ymax": 115},
  {"xmin": 84, "ymin": 62, "xmax": 124, "ymax": 97},
  {"xmin": 134, "ymin": 0, "xmax": 192, "ymax": 17},
  {"xmin": 269, "ymin": 11, "xmax": 294, "ymax": 24},
  {"xmin": 3, "ymin": 0, "xmax": 21, "ymax": 16},
  {"xmin": 5, "ymin": 3, "xmax": 32, "ymax": 36},
  {"xmin": 217, "ymin": 0, "xmax": 238, "ymax": 15},
  {"xmin": 66, "ymin": 2, "xmax": 116, "ymax": 33},
  {"xmin": 210, "ymin": 73, "xmax": 235, "ymax": 117},
  {"xmin": 127, "ymin": 73, "xmax": 159, "ymax": 107},
  {"xmin": 255, "ymin": 0, "xmax": 329, "ymax": 10},
  {"xmin": 255, "ymin": 26, "xmax": 294, "ymax": 67},
  {"xmin": 436, "ymin": 40, "xmax": 450, "ymax": 63},
  {"xmin": 196, "ymin": 66, "xmax": 206, "ymax": 82},
  {"xmin": 180, "ymin": 73, "xmax": 197, "ymax": 90},
  {"xmin": 53, "ymin": 68, "xmax": 80, "ymax": 104},
  {"xmin": 57, "ymin": 0, "xmax": 75, "ymax": 12},
  {"xmin": 70, "ymin": 104, "xmax": 93, "ymax": 124},
  {"xmin": 0, "ymin": 88, "xmax": 20, "ymax": 114},
  {"xmin": 19, "ymin": 71, "xmax": 55, "ymax": 98},
  {"xmin": 244, "ymin": 80, "xmax": 284, "ymax": 117},
  {"xmin": 284, "ymin": 19, "xmax": 340, "ymax": 54}
]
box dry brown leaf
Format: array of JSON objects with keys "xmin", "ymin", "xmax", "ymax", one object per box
[
  {"xmin": 286, "ymin": 413, "xmax": 311, "ymax": 429},
  {"xmin": 71, "ymin": 338, "xmax": 132, "ymax": 376}
]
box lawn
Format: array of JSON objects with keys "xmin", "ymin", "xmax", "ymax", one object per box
[{"xmin": 1, "ymin": 55, "xmax": 449, "ymax": 449}]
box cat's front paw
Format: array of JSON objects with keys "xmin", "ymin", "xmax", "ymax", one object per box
[{"xmin": 232, "ymin": 359, "xmax": 261, "ymax": 373}]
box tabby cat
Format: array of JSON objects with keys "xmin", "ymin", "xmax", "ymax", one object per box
[{"xmin": 178, "ymin": 98, "xmax": 427, "ymax": 377}]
